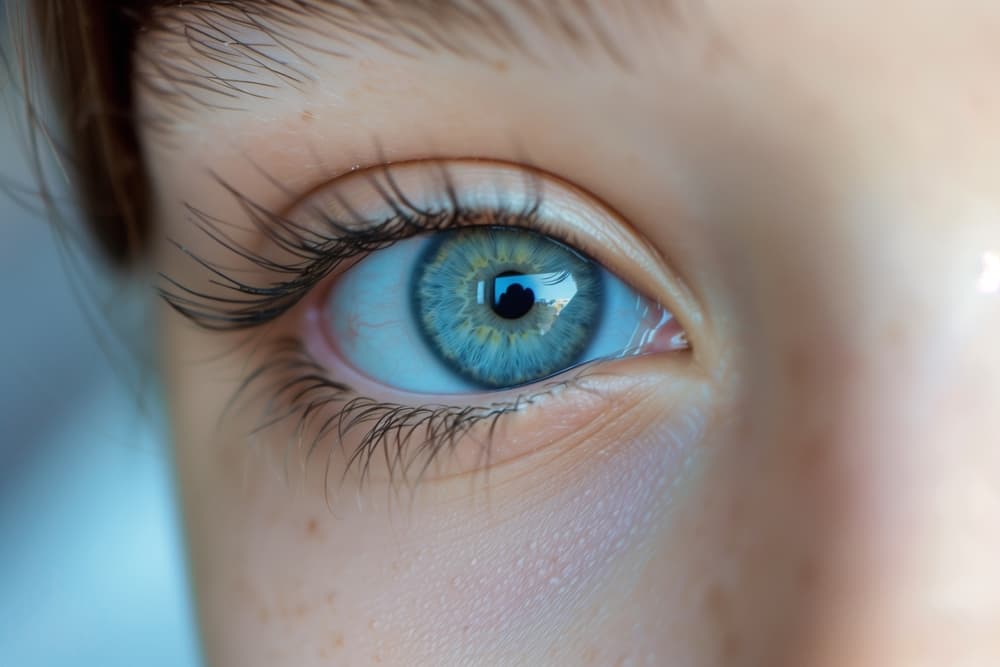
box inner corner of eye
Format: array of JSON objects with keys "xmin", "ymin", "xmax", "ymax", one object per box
[{"xmin": 306, "ymin": 212, "xmax": 687, "ymax": 398}]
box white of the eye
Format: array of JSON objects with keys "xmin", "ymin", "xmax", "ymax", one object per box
[{"xmin": 326, "ymin": 235, "xmax": 481, "ymax": 394}]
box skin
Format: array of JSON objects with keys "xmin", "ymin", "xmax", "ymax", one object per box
[{"xmin": 138, "ymin": 1, "xmax": 1000, "ymax": 665}]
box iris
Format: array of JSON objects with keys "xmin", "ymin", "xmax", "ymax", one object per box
[{"xmin": 413, "ymin": 227, "xmax": 603, "ymax": 389}]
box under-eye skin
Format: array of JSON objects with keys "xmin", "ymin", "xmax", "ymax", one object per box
[{"xmin": 161, "ymin": 160, "xmax": 690, "ymax": 482}]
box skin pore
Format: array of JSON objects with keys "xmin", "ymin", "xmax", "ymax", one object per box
[{"xmin": 136, "ymin": 1, "xmax": 1000, "ymax": 665}]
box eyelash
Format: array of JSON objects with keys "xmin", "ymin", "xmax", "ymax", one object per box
[
  {"xmin": 229, "ymin": 337, "xmax": 584, "ymax": 489},
  {"xmin": 160, "ymin": 166, "xmax": 551, "ymax": 329},
  {"xmin": 160, "ymin": 165, "xmax": 597, "ymax": 485}
]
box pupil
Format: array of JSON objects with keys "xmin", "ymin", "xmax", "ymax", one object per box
[{"xmin": 492, "ymin": 271, "xmax": 535, "ymax": 320}]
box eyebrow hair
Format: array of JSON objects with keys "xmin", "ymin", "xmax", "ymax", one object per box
[{"xmin": 135, "ymin": 0, "xmax": 691, "ymax": 121}]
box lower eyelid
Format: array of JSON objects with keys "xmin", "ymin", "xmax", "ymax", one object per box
[{"xmin": 234, "ymin": 329, "xmax": 697, "ymax": 485}]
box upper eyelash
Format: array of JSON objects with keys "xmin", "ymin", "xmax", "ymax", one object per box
[{"xmin": 158, "ymin": 164, "xmax": 544, "ymax": 331}]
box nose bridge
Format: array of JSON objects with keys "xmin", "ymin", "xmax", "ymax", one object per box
[{"xmin": 742, "ymin": 197, "xmax": 1000, "ymax": 664}]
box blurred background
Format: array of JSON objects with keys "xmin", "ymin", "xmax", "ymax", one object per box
[{"xmin": 0, "ymin": 19, "xmax": 201, "ymax": 667}]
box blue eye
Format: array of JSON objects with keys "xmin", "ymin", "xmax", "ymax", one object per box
[
  {"xmin": 414, "ymin": 226, "xmax": 602, "ymax": 389},
  {"xmin": 323, "ymin": 224, "xmax": 679, "ymax": 395}
]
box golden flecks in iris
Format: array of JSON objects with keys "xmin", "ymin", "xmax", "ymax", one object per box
[{"xmin": 415, "ymin": 227, "xmax": 601, "ymax": 388}]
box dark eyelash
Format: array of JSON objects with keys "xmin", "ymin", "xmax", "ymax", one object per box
[
  {"xmin": 158, "ymin": 165, "xmax": 542, "ymax": 330},
  {"xmin": 228, "ymin": 337, "xmax": 578, "ymax": 490}
]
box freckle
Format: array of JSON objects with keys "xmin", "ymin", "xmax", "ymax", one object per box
[
  {"xmin": 301, "ymin": 109, "xmax": 315, "ymax": 123},
  {"xmin": 796, "ymin": 556, "xmax": 820, "ymax": 593},
  {"xmin": 294, "ymin": 603, "xmax": 309, "ymax": 618},
  {"xmin": 333, "ymin": 633, "xmax": 345, "ymax": 648},
  {"xmin": 705, "ymin": 583, "xmax": 728, "ymax": 619},
  {"xmin": 232, "ymin": 575, "xmax": 255, "ymax": 598},
  {"xmin": 492, "ymin": 59, "xmax": 509, "ymax": 72},
  {"xmin": 783, "ymin": 345, "xmax": 812, "ymax": 386},
  {"xmin": 306, "ymin": 518, "xmax": 318, "ymax": 537},
  {"xmin": 883, "ymin": 319, "xmax": 907, "ymax": 347},
  {"xmin": 257, "ymin": 607, "xmax": 270, "ymax": 624},
  {"xmin": 705, "ymin": 583, "xmax": 742, "ymax": 660},
  {"xmin": 325, "ymin": 592, "xmax": 336, "ymax": 606},
  {"xmin": 319, "ymin": 648, "xmax": 328, "ymax": 658},
  {"xmin": 701, "ymin": 32, "xmax": 735, "ymax": 74}
]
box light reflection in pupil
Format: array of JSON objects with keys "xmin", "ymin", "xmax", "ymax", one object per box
[
  {"xmin": 492, "ymin": 271, "xmax": 535, "ymax": 319},
  {"xmin": 476, "ymin": 270, "xmax": 581, "ymax": 333}
]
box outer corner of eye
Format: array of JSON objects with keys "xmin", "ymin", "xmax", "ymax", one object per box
[{"xmin": 299, "ymin": 161, "xmax": 691, "ymax": 402}]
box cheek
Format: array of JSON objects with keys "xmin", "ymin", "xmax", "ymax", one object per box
[
  {"xmin": 367, "ymin": 404, "xmax": 706, "ymax": 660},
  {"xmin": 164, "ymin": 310, "xmax": 711, "ymax": 663}
]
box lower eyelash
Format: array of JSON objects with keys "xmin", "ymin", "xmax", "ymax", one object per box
[{"xmin": 225, "ymin": 337, "xmax": 576, "ymax": 488}]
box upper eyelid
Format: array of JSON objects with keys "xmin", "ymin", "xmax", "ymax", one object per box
[
  {"xmin": 158, "ymin": 159, "xmax": 692, "ymax": 337},
  {"xmin": 157, "ymin": 163, "xmax": 537, "ymax": 331},
  {"xmin": 295, "ymin": 159, "xmax": 685, "ymax": 302}
]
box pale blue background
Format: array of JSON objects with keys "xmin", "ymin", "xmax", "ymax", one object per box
[{"xmin": 0, "ymin": 41, "xmax": 201, "ymax": 667}]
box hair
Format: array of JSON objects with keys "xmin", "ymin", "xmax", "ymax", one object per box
[{"xmin": 23, "ymin": 1, "xmax": 151, "ymax": 267}]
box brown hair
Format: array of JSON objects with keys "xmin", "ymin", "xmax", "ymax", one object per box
[{"xmin": 27, "ymin": 1, "xmax": 152, "ymax": 266}]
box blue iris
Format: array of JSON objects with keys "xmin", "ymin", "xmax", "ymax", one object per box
[{"xmin": 413, "ymin": 227, "xmax": 603, "ymax": 389}]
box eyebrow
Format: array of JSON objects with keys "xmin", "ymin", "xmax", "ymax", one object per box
[{"xmin": 136, "ymin": 0, "xmax": 690, "ymax": 118}]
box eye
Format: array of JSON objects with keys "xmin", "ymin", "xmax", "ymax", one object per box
[
  {"xmin": 159, "ymin": 158, "xmax": 697, "ymax": 481},
  {"xmin": 308, "ymin": 162, "xmax": 688, "ymax": 395}
]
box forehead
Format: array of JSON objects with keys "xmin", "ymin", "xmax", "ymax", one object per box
[
  {"xmin": 134, "ymin": 0, "xmax": 1000, "ymax": 211},
  {"xmin": 136, "ymin": 0, "xmax": 1000, "ymax": 115}
]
